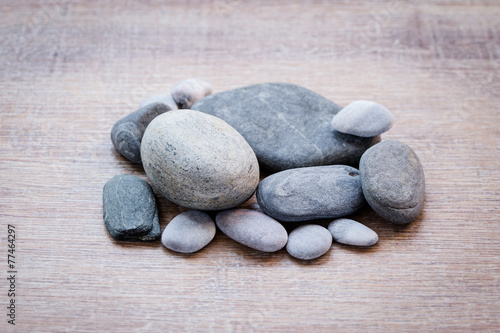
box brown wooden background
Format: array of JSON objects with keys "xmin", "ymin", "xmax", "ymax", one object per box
[{"xmin": 1, "ymin": 0, "xmax": 499, "ymax": 331}]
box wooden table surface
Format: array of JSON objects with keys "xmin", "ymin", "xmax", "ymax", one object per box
[{"xmin": 1, "ymin": 0, "xmax": 499, "ymax": 331}]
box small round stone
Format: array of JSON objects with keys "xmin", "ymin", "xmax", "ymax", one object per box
[
  {"xmin": 161, "ymin": 210, "xmax": 216, "ymax": 254},
  {"xmin": 139, "ymin": 94, "xmax": 178, "ymax": 110},
  {"xmin": 141, "ymin": 109, "xmax": 260, "ymax": 210},
  {"xmin": 171, "ymin": 78, "xmax": 212, "ymax": 109},
  {"xmin": 328, "ymin": 218, "xmax": 378, "ymax": 246},
  {"xmin": 216, "ymin": 209, "xmax": 288, "ymax": 252},
  {"xmin": 331, "ymin": 100, "xmax": 394, "ymax": 137},
  {"xmin": 286, "ymin": 225, "xmax": 332, "ymax": 260}
]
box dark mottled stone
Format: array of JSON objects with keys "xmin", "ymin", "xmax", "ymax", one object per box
[
  {"xmin": 192, "ymin": 83, "xmax": 380, "ymax": 171},
  {"xmin": 256, "ymin": 165, "xmax": 365, "ymax": 222},
  {"xmin": 360, "ymin": 140, "xmax": 425, "ymax": 224},
  {"xmin": 286, "ymin": 224, "xmax": 332, "ymax": 260},
  {"xmin": 102, "ymin": 175, "xmax": 160, "ymax": 241},
  {"xmin": 328, "ymin": 218, "xmax": 378, "ymax": 246},
  {"xmin": 162, "ymin": 210, "xmax": 216, "ymax": 253},
  {"xmin": 216, "ymin": 209, "xmax": 288, "ymax": 252},
  {"xmin": 111, "ymin": 102, "xmax": 172, "ymax": 164}
]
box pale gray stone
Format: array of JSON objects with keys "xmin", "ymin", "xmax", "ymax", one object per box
[
  {"xmin": 328, "ymin": 218, "xmax": 378, "ymax": 246},
  {"xmin": 139, "ymin": 94, "xmax": 178, "ymax": 110},
  {"xmin": 171, "ymin": 78, "xmax": 212, "ymax": 108},
  {"xmin": 192, "ymin": 83, "xmax": 380, "ymax": 171},
  {"xmin": 216, "ymin": 209, "xmax": 288, "ymax": 252},
  {"xmin": 286, "ymin": 224, "xmax": 332, "ymax": 260},
  {"xmin": 161, "ymin": 210, "xmax": 216, "ymax": 253},
  {"xmin": 141, "ymin": 110, "xmax": 260, "ymax": 210},
  {"xmin": 360, "ymin": 140, "xmax": 425, "ymax": 224},
  {"xmin": 111, "ymin": 102, "xmax": 172, "ymax": 164},
  {"xmin": 256, "ymin": 165, "xmax": 365, "ymax": 222},
  {"xmin": 331, "ymin": 100, "xmax": 394, "ymax": 137}
]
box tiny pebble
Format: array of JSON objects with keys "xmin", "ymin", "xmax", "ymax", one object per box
[
  {"xmin": 286, "ymin": 224, "xmax": 332, "ymax": 260},
  {"xmin": 171, "ymin": 78, "xmax": 212, "ymax": 108},
  {"xmin": 139, "ymin": 94, "xmax": 178, "ymax": 110},
  {"xmin": 328, "ymin": 218, "xmax": 378, "ymax": 246}
]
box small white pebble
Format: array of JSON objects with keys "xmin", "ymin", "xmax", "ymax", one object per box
[{"xmin": 171, "ymin": 78, "xmax": 212, "ymax": 109}]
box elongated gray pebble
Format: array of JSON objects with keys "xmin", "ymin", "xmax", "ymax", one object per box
[
  {"xmin": 171, "ymin": 78, "xmax": 212, "ymax": 108},
  {"xmin": 102, "ymin": 175, "xmax": 160, "ymax": 241},
  {"xmin": 139, "ymin": 94, "xmax": 178, "ymax": 110},
  {"xmin": 141, "ymin": 110, "xmax": 259, "ymax": 210},
  {"xmin": 216, "ymin": 209, "xmax": 288, "ymax": 252},
  {"xmin": 161, "ymin": 210, "xmax": 216, "ymax": 253},
  {"xmin": 286, "ymin": 224, "xmax": 332, "ymax": 260},
  {"xmin": 111, "ymin": 102, "xmax": 172, "ymax": 164},
  {"xmin": 328, "ymin": 218, "xmax": 378, "ymax": 246},
  {"xmin": 331, "ymin": 100, "xmax": 394, "ymax": 137},
  {"xmin": 256, "ymin": 165, "xmax": 365, "ymax": 222},
  {"xmin": 360, "ymin": 140, "xmax": 425, "ymax": 224}
]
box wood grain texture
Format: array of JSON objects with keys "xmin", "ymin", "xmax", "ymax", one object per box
[{"xmin": 1, "ymin": 0, "xmax": 499, "ymax": 331}]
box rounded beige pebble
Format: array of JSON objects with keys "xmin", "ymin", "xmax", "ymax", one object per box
[
  {"xmin": 141, "ymin": 109, "xmax": 260, "ymax": 210},
  {"xmin": 171, "ymin": 78, "xmax": 212, "ymax": 108}
]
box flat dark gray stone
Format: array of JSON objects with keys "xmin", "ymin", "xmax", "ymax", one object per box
[
  {"xmin": 360, "ymin": 140, "xmax": 425, "ymax": 224},
  {"xmin": 256, "ymin": 165, "xmax": 365, "ymax": 222},
  {"xmin": 286, "ymin": 224, "xmax": 332, "ymax": 260},
  {"xmin": 216, "ymin": 209, "xmax": 288, "ymax": 252},
  {"xmin": 102, "ymin": 174, "xmax": 160, "ymax": 241},
  {"xmin": 111, "ymin": 102, "xmax": 172, "ymax": 164},
  {"xmin": 192, "ymin": 83, "xmax": 380, "ymax": 171}
]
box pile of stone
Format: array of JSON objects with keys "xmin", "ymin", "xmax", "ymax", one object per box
[{"xmin": 103, "ymin": 79, "xmax": 425, "ymax": 260}]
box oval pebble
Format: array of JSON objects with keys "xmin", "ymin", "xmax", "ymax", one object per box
[
  {"xmin": 111, "ymin": 102, "xmax": 172, "ymax": 164},
  {"xmin": 161, "ymin": 210, "xmax": 216, "ymax": 254},
  {"xmin": 328, "ymin": 218, "xmax": 378, "ymax": 246},
  {"xmin": 360, "ymin": 140, "xmax": 425, "ymax": 224},
  {"xmin": 331, "ymin": 100, "xmax": 394, "ymax": 137},
  {"xmin": 216, "ymin": 209, "xmax": 288, "ymax": 252},
  {"xmin": 139, "ymin": 94, "xmax": 178, "ymax": 110},
  {"xmin": 286, "ymin": 224, "xmax": 332, "ymax": 260},
  {"xmin": 141, "ymin": 109, "xmax": 260, "ymax": 210},
  {"xmin": 171, "ymin": 78, "xmax": 212, "ymax": 109},
  {"xmin": 256, "ymin": 165, "xmax": 365, "ymax": 222}
]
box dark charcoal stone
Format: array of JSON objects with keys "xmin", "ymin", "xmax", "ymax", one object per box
[
  {"xmin": 256, "ymin": 165, "xmax": 365, "ymax": 222},
  {"xmin": 192, "ymin": 83, "xmax": 380, "ymax": 171},
  {"xmin": 111, "ymin": 102, "xmax": 172, "ymax": 164},
  {"xmin": 359, "ymin": 140, "xmax": 425, "ymax": 224},
  {"xmin": 102, "ymin": 174, "xmax": 160, "ymax": 241},
  {"xmin": 286, "ymin": 224, "xmax": 332, "ymax": 260}
]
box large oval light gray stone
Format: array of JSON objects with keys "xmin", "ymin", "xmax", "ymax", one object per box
[
  {"xmin": 192, "ymin": 83, "xmax": 380, "ymax": 171},
  {"xmin": 256, "ymin": 165, "xmax": 365, "ymax": 222},
  {"xmin": 216, "ymin": 209, "xmax": 288, "ymax": 252},
  {"xmin": 141, "ymin": 110, "xmax": 260, "ymax": 210},
  {"xmin": 360, "ymin": 140, "xmax": 425, "ymax": 224},
  {"xmin": 162, "ymin": 210, "xmax": 216, "ymax": 253},
  {"xmin": 328, "ymin": 218, "xmax": 378, "ymax": 246},
  {"xmin": 286, "ymin": 224, "xmax": 332, "ymax": 260}
]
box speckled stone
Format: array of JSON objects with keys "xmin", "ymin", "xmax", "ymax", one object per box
[
  {"xmin": 141, "ymin": 110, "xmax": 260, "ymax": 210},
  {"xmin": 286, "ymin": 225, "xmax": 332, "ymax": 260},
  {"xmin": 331, "ymin": 100, "xmax": 394, "ymax": 137},
  {"xmin": 360, "ymin": 140, "xmax": 425, "ymax": 224},
  {"xmin": 111, "ymin": 102, "xmax": 172, "ymax": 164},
  {"xmin": 161, "ymin": 210, "xmax": 216, "ymax": 253},
  {"xmin": 192, "ymin": 83, "xmax": 380, "ymax": 171},
  {"xmin": 102, "ymin": 175, "xmax": 160, "ymax": 241},
  {"xmin": 171, "ymin": 78, "xmax": 212, "ymax": 109},
  {"xmin": 139, "ymin": 94, "xmax": 178, "ymax": 110},
  {"xmin": 216, "ymin": 209, "xmax": 288, "ymax": 252},
  {"xmin": 328, "ymin": 218, "xmax": 378, "ymax": 246},
  {"xmin": 256, "ymin": 165, "xmax": 365, "ymax": 222}
]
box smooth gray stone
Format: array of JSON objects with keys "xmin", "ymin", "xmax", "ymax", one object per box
[
  {"xmin": 171, "ymin": 78, "xmax": 212, "ymax": 109},
  {"xmin": 192, "ymin": 83, "xmax": 380, "ymax": 171},
  {"xmin": 161, "ymin": 210, "xmax": 216, "ymax": 253},
  {"xmin": 139, "ymin": 94, "xmax": 178, "ymax": 110},
  {"xmin": 331, "ymin": 100, "xmax": 394, "ymax": 137},
  {"xmin": 256, "ymin": 165, "xmax": 365, "ymax": 222},
  {"xmin": 328, "ymin": 218, "xmax": 378, "ymax": 246},
  {"xmin": 360, "ymin": 140, "xmax": 425, "ymax": 224},
  {"xmin": 141, "ymin": 110, "xmax": 260, "ymax": 210},
  {"xmin": 286, "ymin": 224, "xmax": 332, "ymax": 260},
  {"xmin": 102, "ymin": 175, "xmax": 160, "ymax": 241},
  {"xmin": 216, "ymin": 209, "xmax": 288, "ymax": 252},
  {"xmin": 111, "ymin": 102, "xmax": 172, "ymax": 164}
]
